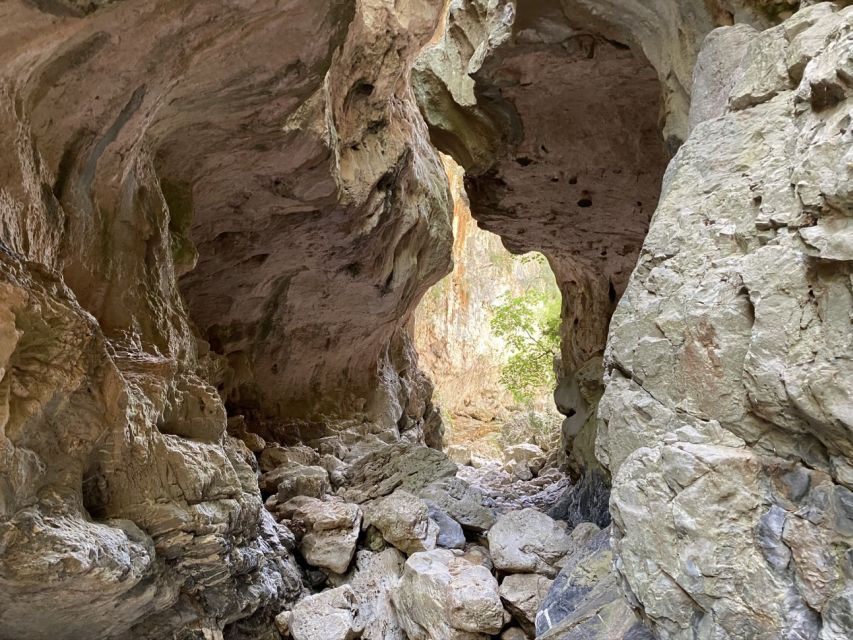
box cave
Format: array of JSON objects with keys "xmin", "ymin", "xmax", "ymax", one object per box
[{"xmin": 1, "ymin": 1, "xmax": 851, "ymax": 640}]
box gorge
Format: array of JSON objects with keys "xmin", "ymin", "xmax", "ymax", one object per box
[{"xmin": 0, "ymin": 1, "xmax": 851, "ymax": 639}]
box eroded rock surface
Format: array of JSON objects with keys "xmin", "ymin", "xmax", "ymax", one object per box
[
  {"xmin": 392, "ymin": 549, "xmax": 507, "ymax": 639},
  {"xmin": 600, "ymin": 4, "xmax": 853, "ymax": 638}
]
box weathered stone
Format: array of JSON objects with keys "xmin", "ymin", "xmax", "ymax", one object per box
[
  {"xmin": 342, "ymin": 443, "xmax": 458, "ymax": 503},
  {"xmin": 426, "ymin": 500, "xmax": 466, "ymax": 550},
  {"xmin": 329, "ymin": 549, "xmax": 407, "ymax": 640},
  {"xmin": 418, "ymin": 477, "xmax": 496, "ymax": 532},
  {"xmin": 536, "ymin": 527, "xmax": 651, "ymax": 640},
  {"xmin": 273, "ymin": 465, "xmax": 330, "ymax": 502},
  {"xmin": 487, "ymin": 509, "xmax": 573, "ymax": 577},
  {"xmin": 278, "ymin": 496, "xmax": 361, "ymax": 575},
  {"xmin": 392, "ymin": 549, "xmax": 506, "ymax": 639},
  {"xmin": 259, "ymin": 445, "xmax": 321, "ymax": 474},
  {"xmin": 288, "ymin": 586, "xmax": 363, "ymax": 640},
  {"xmin": 499, "ymin": 573, "xmax": 553, "ymax": 634},
  {"xmin": 362, "ymin": 490, "xmax": 439, "ymax": 555},
  {"xmin": 600, "ymin": 7, "xmax": 853, "ymax": 637}
]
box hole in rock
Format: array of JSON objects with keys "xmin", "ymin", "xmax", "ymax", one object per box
[{"xmin": 414, "ymin": 155, "xmax": 568, "ymax": 509}]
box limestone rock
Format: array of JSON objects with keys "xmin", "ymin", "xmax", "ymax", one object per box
[
  {"xmin": 599, "ymin": 7, "xmax": 853, "ymax": 637},
  {"xmin": 259, "ymin": 445, "xmax": 321, "ymax": 474},
  {"xmin": 362, "ymin": 490, "xmax": 439, "ymax": 555},
  {"xmin": 342, "ymin": 443, "xmax": 458, "ymax": 503},
  {"xmin": 487, "ymin": 509, "xmax": 573, "ymax": 577},
  {"xmin": 329, "ymin": 549, "xmax": 407, "ymax": 640},
  {"xmin": 426, "ymin": 500, "xmax": 466, "ymax": 550},
  {"xmin": 270, "ymin": 465, "xmax": 329, "ymax": 502},
  {"xmin": 499, "ymin": 573, "xmax": 553, "ymax": 634},
  {"xmin": 418, "ymin": 477, "xmax": 496, "ymax": 532},
  {"xmin": 288, "ymin": 586, "xmax": 363, "ymax": 640},
  {"xmin": 278, "ymin": 496, "xmax": 361, "ymax": 574},
  {"xmin": 536, "ymin": 527, "xmax": 651, "ymax": 640},
  {"xmin": 392, "ymin": 549, "xmax": 507, "ymax": 639}
]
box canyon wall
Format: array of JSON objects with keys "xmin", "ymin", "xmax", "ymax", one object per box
[
  {"xmin": 601, "ymin": 4, "xmax": 853, "ymax": 636},
  {"xmin": 415, "ymin": 0, "xmax": 852, "ymax": 637},
  {"xmin": 0, "ymin": 0, "xmax": 453, "ymax": 637},
  {"xmin": 0, "ymin": 0, "xmax": 850, "ymax": 639}
]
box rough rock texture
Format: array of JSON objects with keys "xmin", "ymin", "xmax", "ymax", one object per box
[
  {"xmin": 426, "ymin": 500, "xmax": 467, "ymax": 549},
  {"xmin": 499, "ymin": 572, "xmax": 554, "ymax": 634},
  {"xmin": 392, "ymin": 549, "xmax": 507, "ymax": 639},
  {"xmin": 536, "ymin": 526, "xmax": 651, "ymax": 640},
  {"xmin": 413, "ymin": 0, "xmax": 670, "ymax": 475},
  {"xmin": 487, "ymin": 508, "xmax": 573, "ymax": 577},
  {"xmin": 278, "ymin": 497, "xmax": 361, "ymax": 575},
  {"xmin": 419, "ymin": 476, "xmax": 497, "ymax": 532},
  {"xmin": 286, "ymin": 585, "xmax": 362, "ymax": 640},
  {"xmin": 0, "ymin": 0, "xmax": 453, "ymax": 636},
  {"xmin": 0, "ymin": 238, "xmax": 303, "ymax": 640},
  {"xmin": 341, "ymin": 442, "xmax": 458, "ymax": 503},
  {"xmin": 600, "ymin": 4, "xmax": 853, "ymax": 638},
  {"xmin": 328, "ymin": 548, "xmax": 407, "ymax": 640},
  {"xmin": 361, "ymin": 490, "xmax": 439, "ymax": 555}
]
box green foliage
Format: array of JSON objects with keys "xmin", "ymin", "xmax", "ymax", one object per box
[{"xmin": 490, "ymin": 284, "xmax": 561, "ymax": 403}]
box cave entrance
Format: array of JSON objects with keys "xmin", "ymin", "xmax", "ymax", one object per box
[
  {"xmin": 413, "ymin": 1, "xmax": 670, "ymax": 480},
  {"xmin": 414, "ymin": 155, "xmax": 564, "ymax": 465}
]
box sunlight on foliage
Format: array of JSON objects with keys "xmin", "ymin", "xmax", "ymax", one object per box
[{"xmin": 490, "ymin": 261, "xmax": 561, "ymax": 404}]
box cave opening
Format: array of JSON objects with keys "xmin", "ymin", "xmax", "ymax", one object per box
[
  {"xmin": 413, "ymin": 0, "xmax": 670, "ymax": 484},
  {"xmin": 414, "ymin": 154, "xmax": 565, "ymax": 467}
]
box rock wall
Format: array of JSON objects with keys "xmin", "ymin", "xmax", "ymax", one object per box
[
  {"xmin": 1, "ymin": 0, "xmax": 851, "ymax": 639},
  {"xmin": 413, "ymin": 0, "xmax": 670, "ymax": 472},
  {"xmin": 0, "ymin": 0, "xmax": 454, "ymax": 637},
  {"xmin": 601, "ymin": 4, "xmax": 853, "ymax": 637},
  {"xmin": 415, "ymin": 0, "xmax": 853, "ymax": 637}
]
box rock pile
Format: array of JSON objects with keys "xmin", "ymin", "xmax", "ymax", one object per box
[{"xmin": 246, "ymin": 434, "xmax": 641, "ymax": 639}]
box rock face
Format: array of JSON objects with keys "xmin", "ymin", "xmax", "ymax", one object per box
[
  {"xmin": 392, "ymin": 549, "xmax": 507, "ymax": 639},
  {"xmin": 0, "ymin": 0, "xmax": 452, "ymax": 636},
  {"xmin": 2, "ymin": 1, "xmax": 852, "ymax": 640},
  {"xmin": 536, "ymin": 526, "xmax": 651, "ymax": 640},
  {"xmin": 599, "ymin": 4, "xmax": 853, "ymax": 638}
]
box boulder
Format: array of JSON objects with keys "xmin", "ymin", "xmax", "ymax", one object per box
[
  {"xmin": 501, "ymin": 628, "xmax": 528, "ymax": 640},
  {"xmin": 329, "ymin": 549, "xmax": 407, "ymax": 640},
  {"xmin": 487, "ymin": 509, "xmax": 572, "ymax": 577},
  {"xmin": 287, "ymin": 585, "xmax": 363, "ymax": 640},
  {"xmin": 362, "ymin": 490, "xmax": 439, "ymax": 554},
  {"xmin": 342, "ymin": 442, "xmax": 457, "ymax": 503},
  {"xmin": 259, "ymin": 444, "xmax": 321, "ymax": 473},
  {"xmin": 418, "ymin": 477, "xmax": 496, "ymax": 532},
  {"xmin": 499, "ymin": 573, "xmax": 553, "ymax": 634},
  {"xmin": 392, "ymin": 549, "xmax": 507, "ymax": 639},
  {"xmin": 272, "ymin": 465, "xmax": 329, "ymax": 501},
  {"xmin": 536, "ymin": 527, "xmax": 651, "ymax": 640},
  {"xmin": 279, "ymin": 496, "xmax": 361, "ymax": 574},
  {"xmin": 426, "ymin": 500, "xmax": 466, "ymax": 550}
]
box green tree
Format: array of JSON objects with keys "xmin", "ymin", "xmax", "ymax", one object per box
[{"xmin": 490, "ymin": 285, "xmax": 561, "ymax": 403}]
